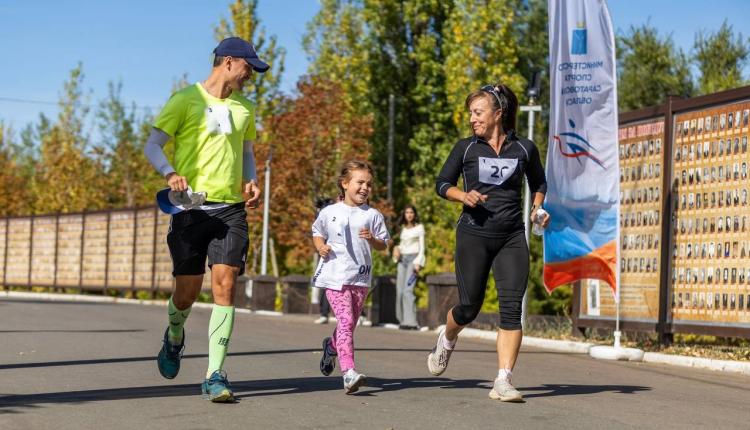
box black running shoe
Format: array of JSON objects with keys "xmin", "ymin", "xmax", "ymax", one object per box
[{"xmin": 320, "ymin": 336, "xmax": 337, "ymax": 376}]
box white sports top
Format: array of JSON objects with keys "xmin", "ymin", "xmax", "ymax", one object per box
[{"xmin": 312, "ymin": 202, "xmax": 390, "ymax": 290}]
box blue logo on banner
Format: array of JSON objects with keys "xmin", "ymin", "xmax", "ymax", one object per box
[
  {"xmin": 572, "ymin": 25, "xmax": 587, "ymax": 55},
  {"xmin": 553, "ymin": 119, "xmax": 605, "ymax": 169}
]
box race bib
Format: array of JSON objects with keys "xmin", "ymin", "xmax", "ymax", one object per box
[
  {"xmin": 327, "ymin": 216, "xmax": 349, "ymax": 245},
  {"xmin": 205, "ymin": 104, "xmax": 232, "ymax": 135},
  {"xmin": 478, "ymin": 157, "xmax": 517, "ymax": 185}
]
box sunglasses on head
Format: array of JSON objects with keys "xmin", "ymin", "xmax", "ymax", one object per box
[{"xmin": 480, "ymin": 85, "xmax": 503, "ymax": 107}]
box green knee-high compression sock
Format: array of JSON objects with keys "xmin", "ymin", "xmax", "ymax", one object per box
[
  {"xmin": 168, "ymin": 297, "xmax": 192, "ymax": 344},
  {"xmin": 207, "ymin": 304, "xmax": 235, "ymax": 378}
]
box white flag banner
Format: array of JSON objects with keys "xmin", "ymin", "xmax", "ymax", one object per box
[{"xmin": 543, "ymin": 0, "xmax": 620, "ymax": 295}]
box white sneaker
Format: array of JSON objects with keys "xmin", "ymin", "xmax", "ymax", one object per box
[
  {"xmin": 489, "ymin": 377, "xmax": 524, "ymax": 402},
  {"xmin": 358, "ymin": 316, "xmax": 373, "ymax": 327},
  {"xmin": 427, "ymin": 330, "xmax": 454, "ymax": 376},
  {"xmin": 343, "ymin": 369, "xmax": 367, "ymax": 394},
  {"xmin": 314, "ymin": 316, "xmax": 328, "ymax": 324}
]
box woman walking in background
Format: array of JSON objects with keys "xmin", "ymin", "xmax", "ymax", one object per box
[{"xmin": 392, "ymin": 205, "xmax": 425, "ymax": 330}]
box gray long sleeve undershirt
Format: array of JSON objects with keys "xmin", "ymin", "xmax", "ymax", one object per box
[
  {"xmin": 144, "ymin": 128, "xmax": 174, "ymax": 177},
  {"xmin": 243, "ymin": 140, "xmax": 257, "ymax": 181}
]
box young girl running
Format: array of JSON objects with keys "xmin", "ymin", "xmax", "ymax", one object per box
[{"xmin": 311, "ymin": 160, "xmax": 391, "ymax": 394}]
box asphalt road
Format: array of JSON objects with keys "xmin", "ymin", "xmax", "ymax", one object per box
[{"xmin": 1, "ymin": 298, "xmax": 748, "ymax": 430}]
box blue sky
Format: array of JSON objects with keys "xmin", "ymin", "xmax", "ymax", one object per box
[{"xmin": 0, "ymin": 0, "xmax": 748, "ymax": 139}]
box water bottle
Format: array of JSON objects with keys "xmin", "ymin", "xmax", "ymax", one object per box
[
  {"xmin": 532, "ymin": 207, "xmax": 547, "ymax": 236},
  {"xmin": 169, "ymin": 186, "xmax": 207, "ymax": 210},
  {"xmin": 190, "ymin": 190, "xmax": 207, "ymax": 206}
]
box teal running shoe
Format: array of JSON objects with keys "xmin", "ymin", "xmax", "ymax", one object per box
[
  {"xmin": 201, "ymin": 370, "xmax": 235, "ymax": 402},
  {"xmin": 157, "ymin": 328, "xmax": 184, "ymax": 379}
]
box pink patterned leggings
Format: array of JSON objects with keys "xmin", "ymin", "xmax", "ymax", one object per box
[{"xmin": 325, "ymin": 285, "xmax": 369, "ymax": 373}]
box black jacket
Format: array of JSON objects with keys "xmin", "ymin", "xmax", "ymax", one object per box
[{"xmin": 436, "ymin": 131, "xmax": 547, "ymax": 237}]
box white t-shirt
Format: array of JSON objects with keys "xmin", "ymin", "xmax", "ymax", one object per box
[
  {"xmin": 312, "ymin": 202, "xmax": 390, "ymax": 290},
  {"xmin": 396, "ymin": 224, "xmax": 426, "ymax": 266}
]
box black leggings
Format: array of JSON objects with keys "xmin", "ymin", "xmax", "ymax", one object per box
[{"xmin": 452, "ymin": 228, "xmax": 529, "ymax": 330}]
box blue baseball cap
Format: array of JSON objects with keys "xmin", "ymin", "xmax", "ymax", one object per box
[{"xmin": 213, "ymin": 37, "xmax": 269, "ymax": 73}]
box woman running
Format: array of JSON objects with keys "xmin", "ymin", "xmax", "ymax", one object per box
[{"xmin": 428, "ymin": 83, "xmax": 549, "ymax": 402}]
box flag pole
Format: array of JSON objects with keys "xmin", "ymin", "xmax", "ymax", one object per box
[
  {"xmin": 614, "ymin": 155, "xmax": 622, "ymax": 349},
  {"xmin": 614, "ymin": 278, "xmax": 621, "ymax": 348}
]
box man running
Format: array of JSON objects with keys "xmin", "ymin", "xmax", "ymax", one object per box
[{"xmin": 144, "ymin": 37, "xmax": 268, "ymax": 402}]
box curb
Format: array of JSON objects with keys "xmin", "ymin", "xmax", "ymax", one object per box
[
  {"xmin": 643, "ymin": 351, "xmax": 750, "ymax": 375},
  {"xmin": 436, "ymin": 324, "xmax": 750, "ymax": 375},
  {"xmin": 3, "ymin": 291, "xmax": 749, "ymax": 375},
  {"xmin": 0, "ymin": 291, "xmax": 279, "ymax": 316}
]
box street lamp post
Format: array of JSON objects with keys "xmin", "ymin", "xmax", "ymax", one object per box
[
  {"xmin": 520, "ymin": 71, "xmax": 542, "ymax": 328},
  {"xmin": 260, "ymin": 150, "xmax": 272, "ymax": 275}
]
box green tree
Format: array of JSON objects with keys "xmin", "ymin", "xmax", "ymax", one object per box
[
  {"xmin": 215, "ymin": 0, "xmax": 286, "ymax": 121},
  {"xmin": 693, "ymin": 21, "xmax": 749, "ymax": 94},
  {"xmin": 0, "ymin": 122, "xmax": 32, "ymax": 215},
  {"xmin": 397, "ymin": 1, "xmax": 458, "ymax": 274},
  {"xmin": 385, "ymin": 2, "xmax": 454, "ymax": 191},
  {"xmin": 305, "ymin": 0, "xmax": 454, "ymax": 205},
  {"xmin": 303, "ymin": 0, "xmax": 371, "ymax": 116},
  {"xmin": 96, "ymin": 81, "xmax": 162, "ymax": 208},
  {"xmin": 617, "ymin": 24, "xmax": 693, "ymax": 111},
  {"xmin": 33, "ymin": 64, "xmax": 107, "ymax": 213},
  {"xmin": 259, "ymin": 77, "xmax": 373, "ymax": 272},
  {"xmin": 13, "ymin": 114, "xmax": 50, "ymax": 181},
  {"xmin": 513, "ymin": 0, "xmax": 549, "ymax": 149},
  {"xmin": 443, "ymin": 0, "xmax": 525, "ymax": 128}
]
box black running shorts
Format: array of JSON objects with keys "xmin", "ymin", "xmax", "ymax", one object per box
[{"xmin": 167, "ymin": 203, "xmax": 249, "ymax": 276}]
